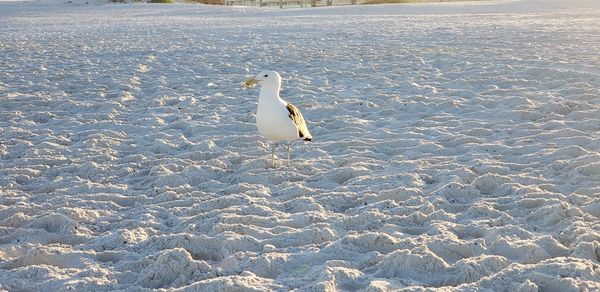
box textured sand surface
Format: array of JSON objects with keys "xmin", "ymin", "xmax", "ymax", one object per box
[{"xmin": 1, "ymin": 0, "xmax": 600, "ymax": 290}]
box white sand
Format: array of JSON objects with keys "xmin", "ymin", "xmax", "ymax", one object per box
[{"xmin": 1, "ymin": 0, "xmax": 599, "ymax": 290}]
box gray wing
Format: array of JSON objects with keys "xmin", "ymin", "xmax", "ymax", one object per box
[{"xmin": 286, "ymin": 103, "xmax": 312, "ymax": 141}]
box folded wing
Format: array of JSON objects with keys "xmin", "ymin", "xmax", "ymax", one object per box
[{"xmin": 286, "ymin": 103, "xmax": 312, "ymax": 142}]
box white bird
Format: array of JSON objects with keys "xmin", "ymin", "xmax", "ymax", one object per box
[{"xmin": 244, "ymin": 70, "xmax": 312, "ymax": 167}]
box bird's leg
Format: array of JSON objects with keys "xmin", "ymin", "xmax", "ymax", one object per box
[
  {"xmin": 287, "ymin": 144, "xmax": 291, "ymax": 167},
  {"xmin": 271, "ymin": 143, "xmax": 276, "ymax": 167}
]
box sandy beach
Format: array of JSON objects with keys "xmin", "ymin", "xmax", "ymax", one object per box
[{"xmin": 1, "ymin": 0, "xmax": 599, "ymax": 290}]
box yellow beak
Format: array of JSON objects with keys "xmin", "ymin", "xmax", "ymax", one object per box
[{"xmin": 243, "ymin": 77, "xmax": 258, "ymax": 88}]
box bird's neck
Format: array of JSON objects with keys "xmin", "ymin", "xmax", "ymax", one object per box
[{"xmin": 258, "ymin": 84, "xmax": 282, "ymax": 104}]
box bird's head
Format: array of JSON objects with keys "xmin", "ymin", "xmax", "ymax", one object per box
[{"xmin": 243, "ymin": 70, "xmax": 281, "ymax": 88}]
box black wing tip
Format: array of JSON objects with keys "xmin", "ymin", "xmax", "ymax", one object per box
[{"xmin": 303, "ymin": 137, "xmax": 312, "ymax": 142}]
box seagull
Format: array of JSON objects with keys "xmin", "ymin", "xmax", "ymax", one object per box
[{"xmin": 244, "ymin": 70, "xmax": 312, "ymax": 167}]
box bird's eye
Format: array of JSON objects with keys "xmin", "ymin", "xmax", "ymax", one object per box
[{"xmin": 264, "ymin": 74, "xmax": 269, "ymax": 77}]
